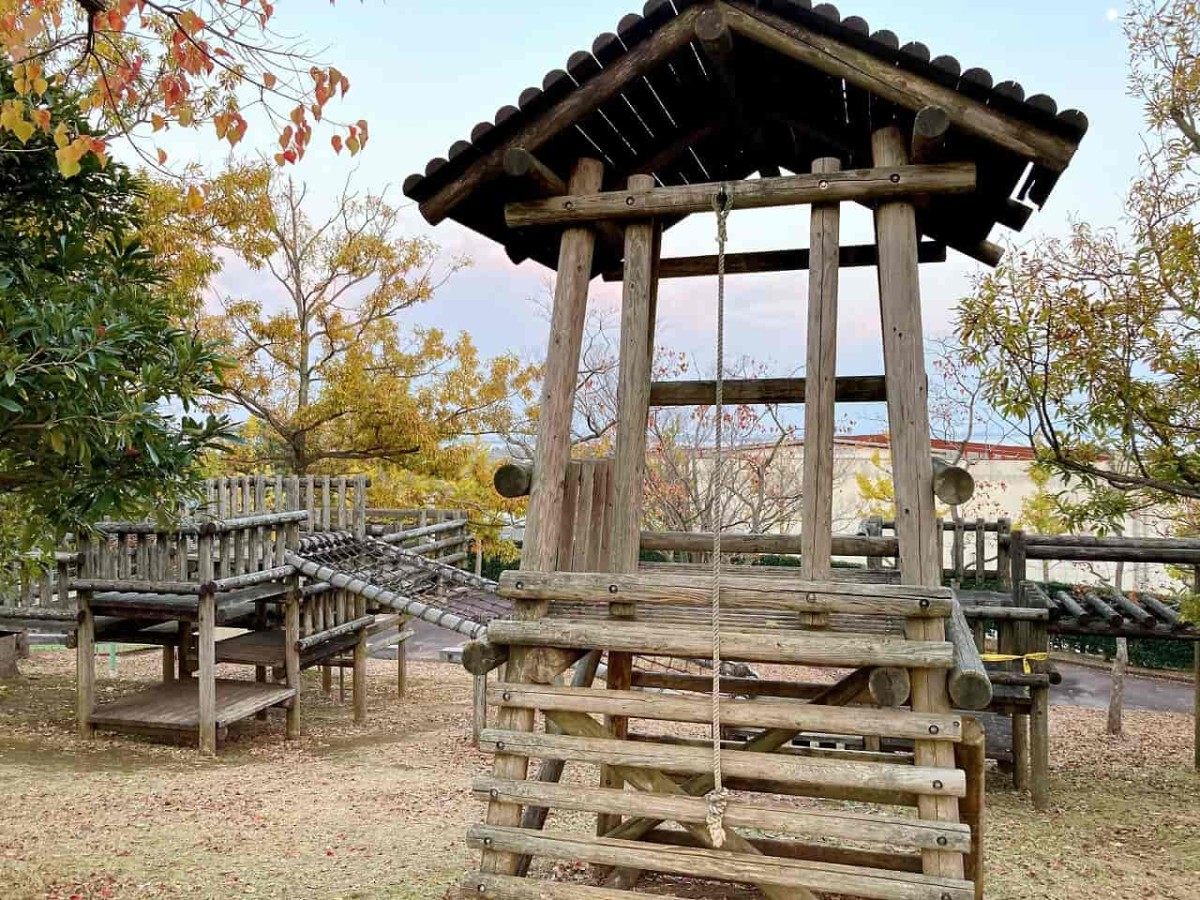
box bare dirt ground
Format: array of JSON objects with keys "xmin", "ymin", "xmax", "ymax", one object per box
[{"xmin": 1, "ymin": 649, "xmax": 1197, "ymax": 900}]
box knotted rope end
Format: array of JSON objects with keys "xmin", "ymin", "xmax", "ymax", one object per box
[{"xmin": 704, "ymin": 788, "xmax": 730, "ymax": 848}]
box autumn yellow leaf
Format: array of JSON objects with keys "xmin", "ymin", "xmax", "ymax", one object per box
[
  {"xmin": 55, "ymin": 145, "xmax": 82, "ymax": 178},
  {"xmin": 186, "ymin": 184, "xmax": 205, "ymax": 212},
  {"xmin": 262, "ymin": 71, "xmax": 277, "ymax": 89}
]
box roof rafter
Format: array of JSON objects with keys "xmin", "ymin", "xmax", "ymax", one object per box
[{"xmin": 720, "ymin": 1, "xmax": 1077, "ymax": 172}]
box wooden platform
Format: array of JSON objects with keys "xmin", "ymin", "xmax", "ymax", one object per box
[
  {"xmin": 88, "ymin": 679, "xmax": 295, "ymax": 740},
  {"xmin": 91, "ymin": 583, "xmax": 289, "ymax": 621},
  {"xmin": 215, "ymin": 629, "xmax": 359, "ymax": 669}
]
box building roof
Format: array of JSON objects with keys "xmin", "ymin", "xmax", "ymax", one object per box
[
  {"xmin": 841, "ymin": 434, "xmax": 1037, "ymax": 461},
  {"xmin": 404, "ymin": 0, "xmax": 1088, "ymax": 274}
]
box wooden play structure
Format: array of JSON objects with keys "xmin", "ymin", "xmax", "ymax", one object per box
[
  {"xmin": 64, "ymin": 475, "xmax": 491, "ymax": 754},
  {"xmin": 404, "ymin": 1, "xmax": 1087, "ymax": 897}
]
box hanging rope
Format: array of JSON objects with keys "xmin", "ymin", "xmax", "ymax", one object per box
[{"xmin": 704, "ymin": 185, "xmax": 733, "ymax": 848}]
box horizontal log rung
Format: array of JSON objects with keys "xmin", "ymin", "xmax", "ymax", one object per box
[
  {"xmin": 479, "ymin": 728, "xmax": 965, "ymax": 797},
  {"xmin": 471, "ymin": 777, "xmax": 970, "ymax": 851},
  {"xmin": 484, "ymin": 619, "xmax": 955, "ymax": 669},
  {"xmin": 649, "ymin": 375, "xmax": 885, "ymax": 406},
  {"xmin": 603, "ymin": 241, "xmax": 947, "ymax": 281},
  {"xmin": 466, "ymin": 826, "xmax": 974, "ymax": 900},
  {"xmin": 489, "ymin": 684, "xmax": 962, "ymax": 742},
  {"xmin": 498, "ymin": 570, "xmax": 951, "ymax": 617}
]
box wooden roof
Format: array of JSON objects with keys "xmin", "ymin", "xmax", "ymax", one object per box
[{"xmin": 403, "ymin": 0, "xmax": 1089, "ymax": 273}]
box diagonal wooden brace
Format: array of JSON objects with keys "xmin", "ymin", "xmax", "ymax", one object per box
[
  {"xmin": 546, "ymin": 707, "xmax": 817, "ymax": 900},
  {"xmin": 605, "ymin": 666, "xmax": 873, "ymax": 890}
]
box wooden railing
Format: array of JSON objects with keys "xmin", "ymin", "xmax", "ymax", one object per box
[
  {"xmin": 203, "ymin": 474, "xmax": 371, "ymax": 537},
  {"xmin": 366, "ymin": 509, "xmax": 480, "ymax": 574},
  {"xmin": 864, "ymin": 517, "xmax": 1013, "ymax": 586}
]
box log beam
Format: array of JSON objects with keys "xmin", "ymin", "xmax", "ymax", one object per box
[
  {"xmin": 521, "ymin": 158, "xmax": 605, "ymax": 572},
  {"xmin": 801, "ymin": 155, "xmax": 841, "ymax": 582},
  {"xmin": 602, "ymin": 241, "xmax": 947, "ymax": 281},
  {"xmin": 505, "ymin": 163, "xmax": 976, "ymax": 227}
]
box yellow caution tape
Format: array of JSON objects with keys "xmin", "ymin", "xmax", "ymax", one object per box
[{"xmin": 981, "ymin": 652, "xmax": 1049, "ymax": 674}]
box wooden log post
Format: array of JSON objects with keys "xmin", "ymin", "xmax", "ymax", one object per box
[
  {"xmin": 474, "ymin": 670, "xmax": 488, "ymax": 747},
  {"xmin": 76, "ymin": 588, "xmax": 95, "ymax": 739},
  {"xmin": 197, "ymin": 532, "xmax": 217, "ymax": 756},
  {"xmin": 284, "ymin": 579, "xmax": 301, "ymax": 740},
  {"xmin": 867, "ymin": 667, "xmax": 911, "ymax": 707},
  {"xmin": 521, "ymin": 161, "xmax": 604, "ymax": 571},
  {"xmin": 800, "ymin": 157, "xmax": 841, "ymax": 583},
  {"xmin": 353, "ymin": 595, "xmax": 368, "ymax": 724},
  {"xmin": 602, "ymin": 172, "xmax": 661, "ymax": 837},
  {"xmin": 397, "ymin": 615, "xmax": 408, "ymax": 698},
  {"xmin": 872, "ymin": 126, "xmax": 940, "ymax": 588},
  {"xmin": 1027, "ymin": 581, "xmax": 1051, "ymax": 809},
  {"xmin": 957, "ymin": 717, "xmax": 986, "ymax": 900},
  {"xmin": 875, "ymin": 124, "xmax": 963, "ymax": 880},
  {"xmin": 996, "ymin": 518, "xmax": 1012, "ymax": 590},
  {"xmin": 484, "ymin": 157, "xmax": 605, "ymax": 879},
  {"xmin": 932, "ymin": 457, "xmax": 975, "ymax": 507}
]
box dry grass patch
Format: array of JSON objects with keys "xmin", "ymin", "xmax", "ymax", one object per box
[{"xmin": 1, "ymin": 649, "xmax": 1196, "ymax": 899}]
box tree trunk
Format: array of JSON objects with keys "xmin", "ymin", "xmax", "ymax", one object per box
[{"xmin": 1107, "ymin": 560, "xmax": 1126, "ymax": 737}]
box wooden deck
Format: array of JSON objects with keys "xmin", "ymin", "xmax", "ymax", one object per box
[
  {"xmin": 215, "ymin": 629, "xmax": 360, "ymax": 669},
  {"xmin": 88, "ymin": 679, "xmax": 295, "ymax": 739}
]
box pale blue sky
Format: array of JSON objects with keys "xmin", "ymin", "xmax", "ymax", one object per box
[{"xmin": 161, "ymin": 1, "xmax": 1144, "ymax": 389}]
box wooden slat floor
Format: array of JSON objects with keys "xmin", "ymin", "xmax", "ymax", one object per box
[
  {"xmin": 89, "ymin": 679, "xmax": 295, "ymax": 732},
  {"xmin": 215, "ymin": 630, "xmax": 286, "ymax": 666}
]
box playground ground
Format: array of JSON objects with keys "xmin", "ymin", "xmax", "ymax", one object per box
[{"xmin": 1, "ymin": 649, "xmax": 1197, "ymax": 900}]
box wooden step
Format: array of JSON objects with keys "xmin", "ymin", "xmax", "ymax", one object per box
[
  {"xmin": 466, "ymin": 826, "xmax": 975, "ymax": 900},
  {"xmin": 472, "ymin": 778, "xmax": 971, "ymax": 852},
  {"xmin": 89, "ymin": 679, "xmax": 295, "ymax": 736},
  {"xmin": 479, "ymin": 729, "xmax": 965, "ymax": 797},
  {"xmin": 489, "ymin": 683, "xmax": 963, "ymax": 742},
  {"xmin": 485, "ymin": 619, "xmax": 954, "ymax": 669},
  {"xmin": 499, "ymin": 570, "xmax": 952, "ymax": 616}
]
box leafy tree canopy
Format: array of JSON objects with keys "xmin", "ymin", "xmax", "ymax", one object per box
[
  {"xmin": 957, "ymin": 0, "xmax": 1200, "ymax": 535},
  {"xmin": 0, "ymin": 0, "xmax": 363, "ymax": 176},
  {"xmin": 149, "ymin": 163, "xmax": 539, "ymax": 483},
  {"xmin": 0, "ymin": 64, "xmax": 233, "ymax": 557}
]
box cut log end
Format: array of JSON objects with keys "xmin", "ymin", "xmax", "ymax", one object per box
[
  {"xmin": 867, "ymin": 666, "xmax": 911, "ymax": 707},
  {"xmin": 932, "ymin": 457, "xmax": 976, "ymax": 505},
  {"xmin": 494, "ymin": 463, "xmax": 533, "ymax": 499}
]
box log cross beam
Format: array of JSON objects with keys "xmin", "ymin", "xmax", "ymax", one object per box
[{"xmin": 505, "ymin": 163, "xmax": 977, "ymax": 227}]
